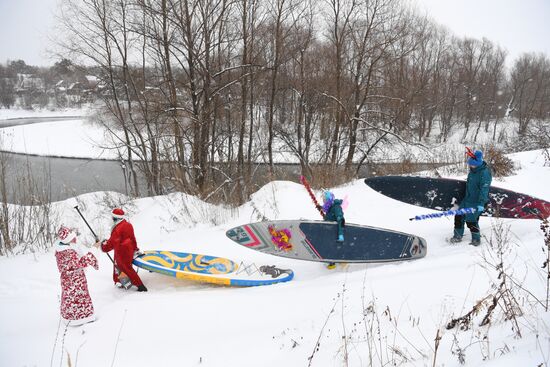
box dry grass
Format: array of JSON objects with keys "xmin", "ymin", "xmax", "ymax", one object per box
[{"xmin": 483, "ymin": 144, "xmax": 516, "ymax": 177}]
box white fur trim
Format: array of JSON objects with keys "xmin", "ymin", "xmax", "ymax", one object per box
[
  {"xmin": 54, "ymin": 241, "xmax": 71, "ymax": 252},
  {"xmin": 62, "ymin": 314, "xmax": 96, "ymax": 326},
  {"xmin": 58, "ymin": 230, "xmax": 77, "ymax": 244}
]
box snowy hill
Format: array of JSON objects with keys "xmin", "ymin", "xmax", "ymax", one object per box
[{"xmin": 1, "ymin": 150, "xmax": 550, "ymax": 366}]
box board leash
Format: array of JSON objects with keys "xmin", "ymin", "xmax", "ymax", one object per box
[
  {"xmin": 236, "ymin": 261, "xmax": 262, "ymax": 276},
  {"xmin": 300, "ymin": 175, "xmax": 325, "ymax": 218},
  {"xmin": 236, "ymin": 262, "xmax": 292, "ymax": 278},
  {"xmin": 409, "ymin": 207, "xmax": 477, "ymax": 221}
]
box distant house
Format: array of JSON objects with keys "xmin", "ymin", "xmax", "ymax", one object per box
[
  {"xmin": 85, "ymin": 75, "xmax": 99, "ymax": 89},
  {"xmin": 49, "ymin": 75, "xmax": 101, "ymax": 105},
  {"xmin": 13, "ymin": 74, "xmax": 47, "ymax": 107},
  {"xmin": 67, "ymin": 82, "xmax": 84, "ymax": 104},
  {"xmin": 15, "ymin": 73, "xmax": 45, "ymax": 92},
  {"xmin": 55, "ymin": 80, "xmax": 67, "ymax": 92}
]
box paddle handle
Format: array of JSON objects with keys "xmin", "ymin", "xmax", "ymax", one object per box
[
  {"xmin": 74, "ymin": 205, "xmax": 115, "ymax": 266},
  {"xmin": 300, "ymin": 176, "xmax": 325, "ymax": 218}
]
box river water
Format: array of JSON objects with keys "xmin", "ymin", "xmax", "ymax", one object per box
[
  {"xmin": 1, "ymin": 151, "xmax": 147, "ymax": 204},
  {"xmin": 0, "ymin": 116, "xmax": 440, "ymax": 205}
]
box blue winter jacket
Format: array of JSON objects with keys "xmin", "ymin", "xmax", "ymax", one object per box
[
  {"xmin": 324, "ymin": 199, "xmax": 345, "ymax": 236},
  {"xmin": 324, "ymin": 199, "xmax": 344, "ymax": 221},
  {"xmin": 461, "ymin": 161, "xmax": 492, "ymax": 210}
]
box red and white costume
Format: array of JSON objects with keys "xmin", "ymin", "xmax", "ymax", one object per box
[
  {"xmin": 55, "ymin": 227, "xmax": 98, "ymax": 326},
  {"xmin": 101, "ymin": 212, "xmax": 145, "ymax": 287}
]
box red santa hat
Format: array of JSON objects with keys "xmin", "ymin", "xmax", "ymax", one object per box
[
  {"xmin": 111, "ymin": 208, "xmax": 125, "ymax": 219},
  {"xmin": 57, "ymin": 226, "xmax": 77, "ymax": 244}
]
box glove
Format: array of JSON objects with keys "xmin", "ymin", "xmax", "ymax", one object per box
[
  {"xmin": 476, "ymin": 205, "xmax": 484, "ymax": 213},
  {"xmin": 316, "ymin": 205, "xmax": 322, "ymax": 211}
]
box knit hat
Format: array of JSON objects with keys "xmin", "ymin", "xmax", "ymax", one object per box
[
  {"xmin": 467, "ymin": 150, "xmax": 484, "ymax": 167},
  {"xmin": 111, "ymin": 208, "xmax": 125, "ymax": 219},
  {"xmin": 57, "ymin": 226, "xmax": 77, "ymax": 244},
  {"xmin": 322, "ymin": 191, "xmax": 334, "ymax": 203}
]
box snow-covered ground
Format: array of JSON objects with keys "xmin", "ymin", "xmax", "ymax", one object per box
[
  {"xmin": 0, "ymin": 107, "xmax": 117, "ymax": 159},
  {"xmin": 0, "ymin": 119, "xmax": 117, "ymax": 159},
  {"xmin": 0, "ymin": 149, "xmax": 549, "ymax": 366},
  {"xmin": 0, "ymin": 107, "xmax": 86, "ymax": 121}
]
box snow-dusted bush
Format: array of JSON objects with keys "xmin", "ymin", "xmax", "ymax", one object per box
[{"xmin": 484, "ymin": 145, "xmax": 516, "ymax": 177}]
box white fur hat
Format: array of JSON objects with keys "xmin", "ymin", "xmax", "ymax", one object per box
[
  {"xmin": 111, "ymin": 208, "xmax": 125, "ymax": 219},
  {"xmin": 57, "ymin": 226, "xmax": 77, "ymax": 244}
]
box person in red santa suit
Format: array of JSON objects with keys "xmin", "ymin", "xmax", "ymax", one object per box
[
  {"xmin": 98, "ymin": 208, "xmax": 147, "ymax": 292},
  {"xmin": 55, "ymin": 225, "xmax": 98, "ymax": 326}
]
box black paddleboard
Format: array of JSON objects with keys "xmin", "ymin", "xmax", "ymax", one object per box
[{"xmin": 365, "ymin": 176, "xmax": 550, "ymax": 219}]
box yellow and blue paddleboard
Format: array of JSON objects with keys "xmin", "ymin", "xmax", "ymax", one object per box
[{"xmin": 133, "ymin": 250, "xmax": 293, "ymax": 286}]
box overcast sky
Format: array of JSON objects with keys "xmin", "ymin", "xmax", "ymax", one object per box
[
  {"xmin": 0, "ymin": 0, "xmax": 59, "ymax": 66},
  {"xmin": 0, "ymin": 0, "xmax": 549, "ymax": 67},
  {"xmin": 413, "ymin": 0, "xmax": 550, "ymax": 65}
]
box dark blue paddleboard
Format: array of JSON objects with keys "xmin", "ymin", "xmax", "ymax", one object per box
[
  {"xmin": 365, "ymin": 176, "xmax": 550, "ymax": 219},
  {"xmin": 225, "ymin": 220, "xmax": 426, "ymax": 263}
]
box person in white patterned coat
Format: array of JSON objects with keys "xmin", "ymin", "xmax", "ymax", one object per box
[{"xmin": 55, "ymin": 226, "xmax": 98, "ymax": 326}]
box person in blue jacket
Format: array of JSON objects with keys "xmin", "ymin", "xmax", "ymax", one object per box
[
  {"xmin": 450, "ymin": 149, "xmax": 492, "ymax": 246},
  {"xmin": 316, "ymin": 190, "xmax": 345, "ymax": 269}
]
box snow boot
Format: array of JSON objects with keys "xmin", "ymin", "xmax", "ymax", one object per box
[
  {"xmin": 115, "ymin": 281, "xmax": 131, "ymax": 289},
  {"xmin": 449, "ymin": 235, "xmax": 462, "ymax": 243},
  {"xmin": 449, "ymin": 228, "xmax": 464, "ymax": 243},
  {"xmin": 137, "ymin": 285, "xmax": 148, "ymax": 292},
  {"xmin": 469, "ymin": 232, "xmax": 481, "ymax": 246}
]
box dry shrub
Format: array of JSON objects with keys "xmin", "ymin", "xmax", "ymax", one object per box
[
  {"xmin": 370, "ymin": 160, "xmax": 448, "ymax": 177},
  {"xmin": 370, "ymin": 158, "xmax": 417, "ymax": 176},
  {"xmin": 305, "ymin": 164, "xmax": 354, "ymax": 189},
  {"xmin": 484, "ymin": 145, "xmax": 515, "ymax": 177},
  {"xmin": 543, "ymin": 148, "xmax": 550, "ymax": 167}
]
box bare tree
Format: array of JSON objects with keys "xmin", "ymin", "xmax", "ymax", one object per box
[
  {"xmin": 344, "ymin": 0, "xmax": 412, "ymax": 170},
  {"xmin": 323, "ymin": 0, "xmax": 358, "ymax": 167},
  {"xmin": 509, "ymin": 53, "xmax": 550, "ymax": 136},
  {"xmin": 0, "ymin": 151, "xmax": 12, "ymax": 255}
]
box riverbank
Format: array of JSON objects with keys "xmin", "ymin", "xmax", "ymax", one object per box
[{"xmin": 1, "ymin": 149, "xmax": 549, "ymax": 367}]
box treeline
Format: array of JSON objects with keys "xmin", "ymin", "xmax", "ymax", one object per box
[
  {"xmin": 55, "ymin": 0, "xmax": 550, "ymax": 202},
  {"xmin": 0, "ymin": 59, "xmax": 101, "ymax": 109}
]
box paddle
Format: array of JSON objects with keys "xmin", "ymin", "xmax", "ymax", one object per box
[
  {"xmin": 300, "ymin": 175, "xmax": 325, "ymax": 218},
  {"xmin": 74, "ymin": 205, "xmax": 132, "ymax": 289}
]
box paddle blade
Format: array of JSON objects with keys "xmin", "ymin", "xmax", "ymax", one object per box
[{"xmin": 119, "ymin": 272, "xmax": 132, "ymax": 290}]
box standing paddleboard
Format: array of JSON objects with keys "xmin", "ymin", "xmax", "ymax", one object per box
[
  {"xmin": 133, "ymin": 251, "xmax": 293, "ymax": 286},
  {"xmin": 226, "ymin": 220, "xmax": 426, "ymax": 263},
  {"xmin": 365, "ymin": 176, "xmax": 550, "ymax": 219}
]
